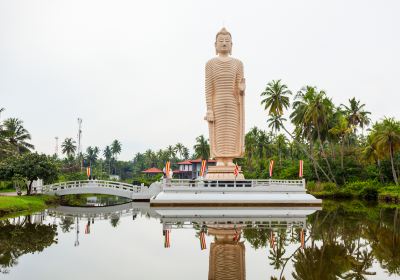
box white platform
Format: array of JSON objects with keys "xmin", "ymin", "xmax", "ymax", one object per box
[{"xmin": 150, "ymin": 191, "xmax": 322, "ymax": 207}]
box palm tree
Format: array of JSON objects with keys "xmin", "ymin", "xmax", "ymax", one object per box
[
  {"xmin": 267, "ymin": 115, "xmax": 287, "ymax": 135},
  {"xmin": 182, "ymin": 147, "xmax": 190, "ymax": 160},
  {"xmin": 293, "ymin": 87, "xmax": 337, "ymax": 184},
  {"xmin": 59, "ymin": 217, "xmax": 74, "ymax": 233},
  {"xmin": 261, "ymin": 79, "xmax": 292, "ymax": 116},
  {"xmin": 260, "ymin": 81, "xmax": 332, "ymax": 182},
  {"xmin": 175, "ymin": 143, "xmax": 188, "ymax": 159},
  {"xmin": 0, "ymin": 118, "xmax": 34, "ymax": 154},
  {"xmin": 156, "ymin": 149, "xmax": 168, "ymax": 167},
  {"xmin": 329, "ymin": 114, "xmax": 353, "ymax": 170},
  {"xmin": 275, "ymin": 134, "xmax": 288, "ymax": 166},
  {"xmin": 341, "ymin": 97, "xmax": 371, "ymax": 134},
  {"xmin": 144, "ymin": 149, "xmax": 157, "ymax": 167},
  {"xmin": 342, "ymin": 250, "xmax": 376, "ymax": 279},
  {"xmin": 111, "ymin": 139, "xmax": 122, "ymax": 175},
  {"xmin": 193, "ymin": 135, "xmax": 210, "ymax": 159},
  {"xmin": 268, "ymin": 229, "xmax": 289, "ymax": 270},
  {"xmin": 0, "ymin": 107, "xmax": 5, "ymax": 121},
  {"xmin": 85, "ymin": 146, "xmax": 99, "ymax": 167},
  {"xmin": 61, "ymin": 138, "xmax": 76, "ymax": 157},
  {"xmin": 0, "ymin": 110, "xmax": 13, "ymax": 158},
  {"xmin": 245, "ymin": 127, "xmax": 260, "ymax": 172},
  {"xmin": 362, "ymin": 135, "xmax": 384, "ymax": 182},
  {"xmin": 132, "ymin": 152, "xmax": 146, "ymax": 175},
  {"xmin": 103, "ymin": 146, "xmax": 112, "ymax": 174},
  {"xmin": 291, "ymin": 244, "xmax": 350, "ymax": 280},
  {"xmin": 111, "ymin": 139, "xmax": 122, "ymax": 159},
  {"xmin": 370, "ymin": 118, "xmax": 400, "ymax": 185},
  {"xmin": 166, "ymin": 145, "xmax": 177, "ymax": 159}
]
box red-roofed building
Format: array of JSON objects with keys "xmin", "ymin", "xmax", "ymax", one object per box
[{"xmin": 142, "ymin": 167, "xmax": 163, "ymax": 177}]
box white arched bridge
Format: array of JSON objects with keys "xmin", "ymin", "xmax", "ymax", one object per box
[{"xmin": 40, "ymin": 180, "xmax": 161, "ymax": 200}]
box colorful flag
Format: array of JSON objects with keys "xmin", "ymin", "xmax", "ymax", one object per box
[
  {"xmin": 300, "ymin": 228, "xmax": 305, "ymax": 249},
  {"xmin": 165, "ymin": 161, "xmax": 171, "ymax": 178},
  {"xmin": 269, "ymin": 160, "xmax": 274, "ymax": 178},
  {"xmin": 86, "ymin": 167, "xmax": 91, "ymax": 178},
  {"xmin": 269, "ymin": 231, "xmax": 276, "ymax": 249},
  {"xmin": 200, "ymin": 230, "xmax": 207, "ymax": 250},
  {"xmin": 164, "ymin": 229, "xmax": 170, "ymax": 248},
  {"xmin": 299, "ymin": 160, "xmax": 304, "ymax": 178},
  {"xmin": 200, "ymin": 160, "xmax": 207, "ymax": 177},
  {"xmin": 233, "ymin": 228, "xmax": 240, "ymax": 242},
  {"xmin": 234, "ymin": 163, "xmax": 239, "ymax": 178}
]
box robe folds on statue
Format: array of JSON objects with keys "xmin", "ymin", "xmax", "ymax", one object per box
[{"xmin": 205, "ymin": 57, "xmax": 245, "ymax": 159}]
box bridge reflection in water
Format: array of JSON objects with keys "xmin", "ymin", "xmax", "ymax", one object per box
[{"xmin": 47, "ymin": 203, "xmax": 315, "ymax": 280}]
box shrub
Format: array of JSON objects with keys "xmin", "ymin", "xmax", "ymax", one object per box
[
  {"xmin": 345, "ymin": 180, "xmax": 380, "ymax": 192},
  {"xmin": 359, "ymin": 186, "xmax": 379, "ymax": 200},
  {"xmin": 306, "ymin": 181, "xmax": 317, "ymax": 192},
  {"xmin": 321, "ymin": 182, "xmax": 337, "ymax": 192}
]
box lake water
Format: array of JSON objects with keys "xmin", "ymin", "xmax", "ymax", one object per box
[{"xmin": 1, "ymin": 200, "xmax": 399, "ymax": 280}]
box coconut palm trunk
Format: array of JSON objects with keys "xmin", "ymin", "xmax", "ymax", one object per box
[
  {"xmin": 389, "ymin": 143, "xmax": 399, "ymax": 185},
  {"xmin": 309, "ymin": 140, "xmax": 320, "ymax": 181},
  {"xmin": 340, "ymin": 140, "xmax": 345, "ymax": 170},
  {"xmin": 377, "ymin": 159, "xmax": 384, "ymax": 183},
  {"xmin": 316, "ymin": 124, "xmax": 337, "ymax": 184},
  {"xmin": 281, "ymin": 123, "xmax": 331, "ymax": 182}
]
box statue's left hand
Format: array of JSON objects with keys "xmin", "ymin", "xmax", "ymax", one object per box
[{"xmin": 239, "ymin": 78, "xmax": 246, "ymax": 93}]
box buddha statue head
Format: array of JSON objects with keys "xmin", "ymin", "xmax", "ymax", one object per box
[{"xmin": 215, "ymin": 27, "xmax": 232, "ymax": 55}]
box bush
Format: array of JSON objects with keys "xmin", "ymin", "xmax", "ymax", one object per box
[
  {"xmin": 0, "ymin": 181, "xmax": 14, "ymax": 191},
  {"xmin": 359, "ymin": 186, "xmax": 379, "ymax": 200},
  {"xmin": 345, "ymin": 180, "xmax": 380, "ymax": 192},
  {"xmin": 321, "ymin": 182, "xmax": 337, "ymax": 192},
  {"xmin": 306, "ymin": 181, "xmax": 317, "ymax": 192},
  {"xmin": 58, "ymin": 172, "xmax": 87, "ymax": 182},
  {"xmin": 378, "ymin": 185, "xmax": 400, "ymax": 202},
  {"xmin": 306, "ymin": 181, "xmax": 324, "ymax": 193}
]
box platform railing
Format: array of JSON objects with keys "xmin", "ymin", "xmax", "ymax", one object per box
[{"xmin": 165, "ymin": 178, "xmax": 305, "ymax": 188}]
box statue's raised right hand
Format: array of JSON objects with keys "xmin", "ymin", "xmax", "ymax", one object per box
[{"xmin": 204, "ymin": 110, "xmax": 214, "ymax": 122}]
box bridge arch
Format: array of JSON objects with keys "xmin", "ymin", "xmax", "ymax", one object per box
[{"xmin": 41, "ymin": 180, "xmax": 161, "ymax": 200}]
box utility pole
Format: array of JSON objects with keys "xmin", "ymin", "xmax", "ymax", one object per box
[
  {"xmin": 55, "ymin": 136, "xmax": 59, "ymax": 157},
  {"xmin": 77, "ymin": 118, "xmax": 83, "ymax": 171}
]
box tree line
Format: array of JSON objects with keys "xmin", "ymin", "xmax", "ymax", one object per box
[
  {"xmin": 248, "ymin": 80, "xmax": 400, "ymax": 185},
  {"xmin": 1, "ymin": 77, "xmax": 400, "ymax": 189},
  {"xmin": 131, "ymin": 136, "xmax": 209, "ymax": 176}
]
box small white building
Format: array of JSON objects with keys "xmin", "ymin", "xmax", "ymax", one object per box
[{"xmin": 109, "ymin": 174, "xmax": 120, "ymax": 181}]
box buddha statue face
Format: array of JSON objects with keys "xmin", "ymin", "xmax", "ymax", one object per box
[{"xmin": 215, "ymin": 28, "xmax": 232, "ymax": 55}]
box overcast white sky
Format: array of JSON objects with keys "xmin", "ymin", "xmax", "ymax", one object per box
[{"xmin": 1, "ymin": 0, "xmax": 399, "ymax": 160}]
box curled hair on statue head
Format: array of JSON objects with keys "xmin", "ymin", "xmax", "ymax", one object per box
[
  {"xmin": 215, "ymin": 27, "xmax": 232, "ymax": 55},
  {"xmin": 215, "ymin": 27, "xmax": 232, "ymax": 41}
]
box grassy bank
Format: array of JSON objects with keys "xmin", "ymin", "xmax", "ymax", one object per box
[
  {"xmin": 0, "ymin": 195, "xmax": 59, "ymax": 218},
  {"xmin": 307, "ymin": 180, "xmax": 400, "ymax": 202},
  {"xmin": 0, "ymin": 180, "xmax": 14, "ymax": 193}
]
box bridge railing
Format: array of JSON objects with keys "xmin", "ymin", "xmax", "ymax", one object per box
[
  {"xmin": 164, "ymin": 178, "xmax": 305, "ymax": 189},
  {"xmin": 41, "ymin": 180, "xmax": 148, "ymax": 194}
]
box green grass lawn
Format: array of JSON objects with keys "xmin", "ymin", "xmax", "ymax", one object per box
[
  {"xmin": 0, "ymin": 195, "xmax": 59, "ymax": 217},
  {"xmin": 0, "ymin": 188, "xmax": 16, "ymax": 193}
]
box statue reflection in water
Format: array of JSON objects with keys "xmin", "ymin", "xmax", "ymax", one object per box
[{"xmin": 207, "ymin": 225, "xmax": 245, "ymax": 280}]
